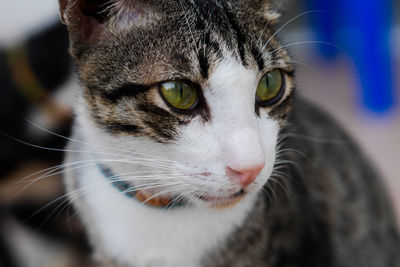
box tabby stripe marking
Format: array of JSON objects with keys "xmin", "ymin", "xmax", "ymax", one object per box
[
  {"xmin": 220, "ymin": 2, "xmax": 247, "ymax": 66},
  {"xmin": 188, "ymin": 0, "xmax": 215, "ymax": 78},
  {"xmin": 101, "ymin": 84, "xmax": 150, "ymax": 102},
  {"xmin": 251, "ymin": 46, "xmax": 265, "ymax": 71},
  {"xmin": 137, "ymin": 103, "xmax": 182, "ymax": 122},
  {"xmin": 104, "ymin": 122, "xmax": 143, "ymax": 134},
  {"xmin": 143, "ymin": 120, "xmax": 177, "ymax": 141},
  {"xmin": 198, "ymin": 49, "xmax": 210, "ymax": 78}
]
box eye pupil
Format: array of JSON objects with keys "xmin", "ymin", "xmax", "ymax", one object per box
[
  {"xmin": 179, "ymin": 84, "xmax": 183, "ymax": 99},
  {"xmin": 265, "ymin": 74, "xmax": 270, "ymax": 88}
]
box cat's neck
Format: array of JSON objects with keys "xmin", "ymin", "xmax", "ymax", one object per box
[{"xmin": 65, "ymin": 126, "xmax": 259, "ymax": 267}]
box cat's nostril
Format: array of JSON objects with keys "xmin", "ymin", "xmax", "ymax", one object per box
[{"xmin": 226, "ymin": 164, "xmax": 264, "ymax": 189}]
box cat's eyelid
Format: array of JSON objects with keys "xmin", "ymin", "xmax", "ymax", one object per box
[
  {"xmin": 260, "ymin": 66, "xmax": 294, "ymax": 76},
  {"xmin": 159, "ymin": 79, "xmax": 200, "ymax": 88}
]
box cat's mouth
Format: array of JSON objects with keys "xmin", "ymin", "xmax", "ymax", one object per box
[
  {"xmin": 132, "ymin": 190, "xmax": 246, "ymax": 210},
  {"xmin": 196, "ymin": 190, "xmax": 246, "ymax": 209}
]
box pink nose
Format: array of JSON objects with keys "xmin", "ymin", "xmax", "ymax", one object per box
[{"xmin": 227, "ymin": 164, "xmax": 264, "ymax": 189}]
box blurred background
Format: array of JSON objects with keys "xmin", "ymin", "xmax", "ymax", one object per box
[{"xmin": 0, "ymin": 0, "xmax": 399, "ymax": 266}]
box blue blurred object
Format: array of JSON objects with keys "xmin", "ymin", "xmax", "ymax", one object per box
[
  {"xmin": 305, "ymin": 0, "xmax": 338, "ymax": 59},
  {"xmin": 305, "ymin": 0, "xmax": 395, "ymax": 114}
]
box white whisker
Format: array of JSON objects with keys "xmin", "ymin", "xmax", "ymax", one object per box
[
  {"xmin": 270, "ymin": 40, "xmax": 344, "ymax": 56},
  {"xmin": 140, "ymin": 185, "xmax": 189, "ymax": 207},
  {"xmin": 24, "ymin": 119, "xmax": 177, "ymax": 164},
  {"xmin": 260, "ymin": 10, "xmax": 328, "ymax": 54}
]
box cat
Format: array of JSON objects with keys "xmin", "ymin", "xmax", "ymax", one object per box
[{"xmin": 59, "ymin": 0, "xmax": 400, "ymax": 266}]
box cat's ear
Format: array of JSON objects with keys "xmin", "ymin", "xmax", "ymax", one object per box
[
  {"xmin": 59, "ymin": 0, "xmax": 154, "ymax": 56},
  {"xmin": 236, "ymin": 0, "xmax": 281, "ymax": 24},
  {"xmin": 59, "ymin": 0, "xmax": 112, "ymax": 48},
  {"xmin": 258, "ymin": 0, "xmax": 282, "ymax": 24}
]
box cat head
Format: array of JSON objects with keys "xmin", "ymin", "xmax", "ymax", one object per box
[{"xmin": 60, "ymin": 0, "xmax": 295, "ymax": 209}]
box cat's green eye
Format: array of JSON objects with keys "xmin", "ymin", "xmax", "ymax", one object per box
[
  {"xmin": 256, "ymin": 69, "xmax": 284, "ymax": 105},
  {"xmin": 160, "ymin": 81, "xmax": 199, "ymax": 111}
]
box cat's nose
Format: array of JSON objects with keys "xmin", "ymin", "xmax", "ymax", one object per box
[{"xmin": 227, "ymin": 164, "xmax": 264, "ymax": 189}]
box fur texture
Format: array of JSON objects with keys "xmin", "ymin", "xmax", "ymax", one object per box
[{"xmin": 60, "ymin": 0, "xmax": 400, "ymax": 266}]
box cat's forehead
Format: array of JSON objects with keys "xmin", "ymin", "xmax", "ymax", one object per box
[
  {"xmin": 120, "ymin": 0, "xmax": 276, "ymax": 58},
  {"xmin": 82, "ymin": 1, "xmax": 287, "ymax": 89}
]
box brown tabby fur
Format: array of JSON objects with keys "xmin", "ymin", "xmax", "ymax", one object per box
[{"xmin": 59, "ymin": 0, "xmax": 400, "ymax": 266}]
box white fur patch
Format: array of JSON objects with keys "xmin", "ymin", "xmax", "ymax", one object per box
[{"xmin": 73, "ymin": 159, "xmax": 257, "ymax": 267}]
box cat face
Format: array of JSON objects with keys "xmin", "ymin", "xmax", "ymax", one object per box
[{"xmin": 61, "ymin": 0, "xmax": 295, "ymax": 209}]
